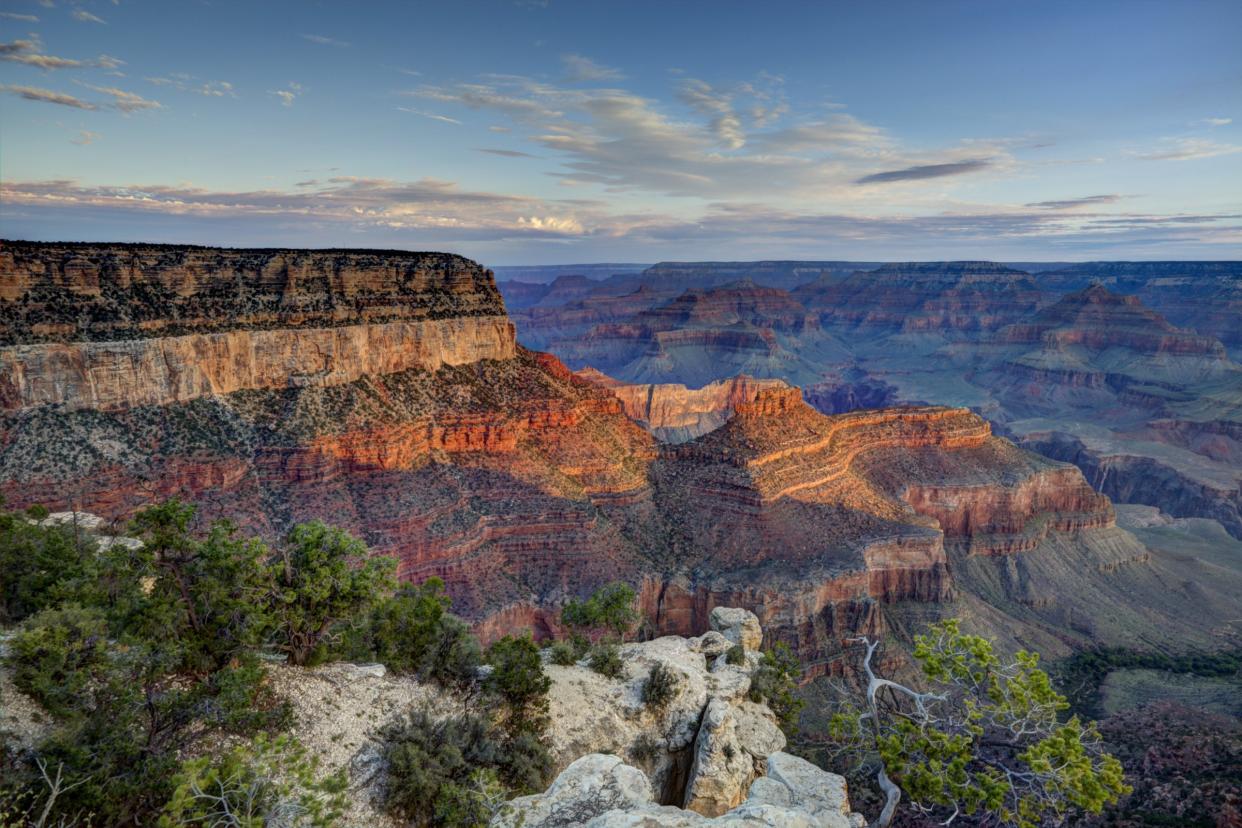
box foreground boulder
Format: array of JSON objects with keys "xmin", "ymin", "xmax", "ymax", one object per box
[
  {"xmin": 493, "ymin": 750, "xmax": 862, "ymax": 827},
  {"xmin": 496, "ymin": 608, "xmax": 865, "ymax": 827}
]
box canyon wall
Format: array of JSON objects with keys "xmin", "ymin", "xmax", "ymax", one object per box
[
  {"xmin": 0, "ymin": 242, "xmax": 515, "ymax": 411},
  {"xmin": 4, "ymin": 242, "xmax": 1226, "ymax": 671}
]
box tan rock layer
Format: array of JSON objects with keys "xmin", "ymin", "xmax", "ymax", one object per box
[{"xmin": 0, "ymin": 316, "xmax": 516, "ymax": 411}]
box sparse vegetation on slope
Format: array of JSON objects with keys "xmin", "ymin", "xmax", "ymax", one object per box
[{"xmin": 0, "ymin": 499, "xmax": 552, "ymax": 828}]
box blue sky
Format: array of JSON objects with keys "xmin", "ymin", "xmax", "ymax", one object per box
[{"xmin": 2, "ymin": 0, "xmax": 1240, "ymax": 264}]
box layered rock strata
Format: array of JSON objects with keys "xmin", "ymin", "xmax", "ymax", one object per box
[{"xmin": 576, "ymin": 370, "xmax": 792, "ymax": 442}]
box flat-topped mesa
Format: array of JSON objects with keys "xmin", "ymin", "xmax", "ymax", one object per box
[
  {"xmin": 639, "ymin": 280, "xmax": 817, "ymax": 334},
  {"xmin": 0, "ymin": 241, "xmax": 516, "ymax": 411},
  {"xmin": 998, "ymin": 283, "xmax": 1228, "ymax": 357},
  {"xmin": 575, "ymin": 370, "xmax": 792, "ymax": 443},
  {"xmin": 794, "ymin": 260, "xmax": 1044, "ymax": 334}
]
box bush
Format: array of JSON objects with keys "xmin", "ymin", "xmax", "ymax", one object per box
[
  {"xmin": 159, "ymin": 734, "xmax": 346, "ymax": 828},
  {"xmin": 379, "ymin": 711, "xmax": 502, "ymax": 827},
  {"xmin": 206, "ymin": 655, "xmax": 294, "ymax": 733},
  {"xmin": 748, "ymin": 642, "xmax": 804, "ymax": 736},
  {"xmin": 560, "ymin": 582, "xmax": 639, "ymax": 642},
  {"xmin": 631, "ymin": 732, "xmax": 661, "ymax": 763},
  {"xmin": 725, "ymin": 644, "xmax": 745, "ymax": 665},
  {"xmin": 268, "ymin": 521, "xmax": 396, "ymax": 665},
  {"xmin": 485, "ymin": 635, "xmax": 551, "ymax": 738},
  {"xmin": 0, "ymin": 507, "xmax": 101, "ymax": 623},
  {"xmin": 356, "ymin": 578, "xmax": 481, "ymax": 689},
  {"xmin": 641, "ymin": 662, "xmax": 679, "ymax": 710},
  {"xmin": 548, "ymin": 640, "xmax": 578, "ymax": 666},
  {"xmin": 8, "ymin": 604, "xmax": 111, "ymax": 718},
  {"xmin": 588, "ymin": 643, "xmax": 624, "ymax": 679}
]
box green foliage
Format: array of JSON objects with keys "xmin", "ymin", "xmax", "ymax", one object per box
[
  {"xmin": 1055, "ymin": 646, "xmax": 1242, "ymax": 718},
  {"xmin": 560, "ymin": 581, "xmax": 639, "ymax": 642},
  {"xmin": 641, "ymin": 662, "xmax": 679, "ymax": 710},
  {"xmin": 123, "ymin": 502, "xmax": 277, "ymax": 673},
  {"xmin": 0, "ymin": 507, "xmax": 101, "ymax": 623},
  {"xmin": 852, "ymin": 619, "xmax": 1130, "ymax": 828},
  {"xmin": 0, "ymin": 499, "xmax": 403, "ymax": 828},
  {"xmin": 379, "ymin": 711, "xmax": 507, "ymax": 827},
  {"xmin": 548, "ymin": 639, "xmax": 578, "ymax": 666},
  {"xmin": 159, "ymin": 734, "xmax": 346, "ymax": 828},
  {"xmin": 9, "ymin": 604, "xmax": 111, "ymax": 718},
  {"xmin": 485, "ymin": 634, "xmax": 551, "ymax": 738},
  {"xmin": 206, "ymin": 655, "xmax": 294, "ymax": 733},
  {"xmin": 748, "ymin": 642, "xmax": 805, "ymax": 736},
  {"xmin": 588, "ymin": 643, "xmax": 624, "ymax": 679},
  {"xmin": 268, "ymin": 521, "xmax": 396, "ymax": 666},
  {"xmin": 725, "ymin": 643, "xmax": 745, "ymax": 665},
  {"xmin": 347, "ymin": 578, "xmax": 481, "ymax": 689}
]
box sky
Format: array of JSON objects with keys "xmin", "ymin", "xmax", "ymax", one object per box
[{"xmin": 1, "ymin": 0, "xmax": 1241, "ymax": 265}]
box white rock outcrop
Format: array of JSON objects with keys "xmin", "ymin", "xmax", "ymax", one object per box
[
  {"xmin": 709, "ymin": 606, "xmax": 764, "ymax": 652},
  {"xmin": 495, "ymin": 608, "xmax": 865, "ymax": 828},
  {"xmin": 493, "ymin": 750, "xmax": 862, "ymax": 828}
]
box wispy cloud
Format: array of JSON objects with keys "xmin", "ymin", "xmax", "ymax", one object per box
[
  {"xmin": 397, "ymin": 106, "xmax": 461, "ymax": 124},
  {"xmin": 678, "ymin": 79, "xmax": 744, "ymax": 150},
  {"xmin": 0, "ymin": 176, "xmax": 592, "ymax": 240},
  {"xmin": 70, "ymin": 129, "xmax": 100, "ymax": 145},
  {"xmin": 1136, "ymin": 137, "xmax": 1242, "ymax": 161},
  {"xmin": 562, "ymin": 53, "xmax": 624, "ymax": 82},
  {"xmin": 268, "ymin": 82, "xmax": 301, "ymax": 107},
  {"xmin": 0, "ymin": 83, "xmax": 96, "ymax": 109},
  {"xmin": 476, "ymin": 147, "xmax": 538, "ymax": 158},
  {"xmin": 5, "ymin": 176, "xmax": 1239, "ymax": 257},
  {"xmin": 300, "ymin": 33, "xmax": 350, "ymax": 47},
  {"xmin": 75, "ymin": 82, "xmax": 160, "ymax": 112},
  {"xmin": 412, "ymin": 72, "xmax": 1008, "ymax": 201},
  {"xmin": 71, "ymin": 8, "xmax": 105, "ymax": 23},
  {"xmin": 1197, "ymin": 117, "xmax": 1232, "ymax": 127},
  {"xmin": 0, "ymin": 12, "xmax": 39, "ymax": 22},
  {"xmin": 0, "ymin": 36, "xmax": 123, "ymax": 70},
  {"xmin": 1025, "ymin": 194, "xmax": 1121, "ymax": 210},
  {"xmin": 199, "ymin": 80, "xmax": 236, "ymax": 97},
  {"xmin": 855, "ymin": 158, "xmax": 993, "ymax": 185}
]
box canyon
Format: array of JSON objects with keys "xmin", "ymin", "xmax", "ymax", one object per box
[
  {"xmin": 501, "ymin": 260, "xmax": 1242, "ymax": 543},
  {"xmin": 4, "ymin": 243, "xmax": 1239, "ymax": 682}
]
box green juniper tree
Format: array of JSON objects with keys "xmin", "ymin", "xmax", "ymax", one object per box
[
  {"xmin": 833, "ymin": 620, "xmax": 1129, "ymax": 828},
  {"xmin": 267, "ymin": 521, "xmax": 395, "ymax": 666}
]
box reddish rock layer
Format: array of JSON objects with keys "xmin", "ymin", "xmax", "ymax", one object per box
[{"xmin": 575, "ymin": 370, "xmax": 792, "ymax": 442}]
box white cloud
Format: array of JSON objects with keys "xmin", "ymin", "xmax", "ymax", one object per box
[
  {"xmin": 268, "ymin": 82, "xmax": 302, "ymax": 107},
  {"xmin": 0, "ymin": 12, "xmax": 39, "ymax": 22},
  {"xmin": 397, "ymin": 106, "xmax": 461, "ymax": 124},
  {"xmin": 0, "ymin": 36, "xmax": 123, "ymax": 70},
  {"xmin": 678, "ymin": 79, "xmax": 744, "ymax": 150},
  {"xmin": 1136, "ymin": 137, "xmax": 1242, "ymax": 161},
  {"xmin": 562, "ymin": 53, "xmax": 624, "ymax": 82},
  {"xmin": 198, "ymin": 80, "xmax": 235, "ymax": 97},
  {"xmin": 70, "ymin": 129, "xmax": 100, "ymax": 145},
  {"xmin": 0, "ymin": 83, "xmax": 96, "ymax": 109},
  {"xmin": 71, "ymin": 8, "xmax": 106, "ymax": 23},
  {"xmin": 77, "ymin": 82, "xmax": 161, "ymax": 112},
  {"xmin": 413, "ymin": 73, "xmax": 1010, "ymax": 202},
  {"xmin": 300, "ymin": 33, "xmax": 350, "ymax": 47}
]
